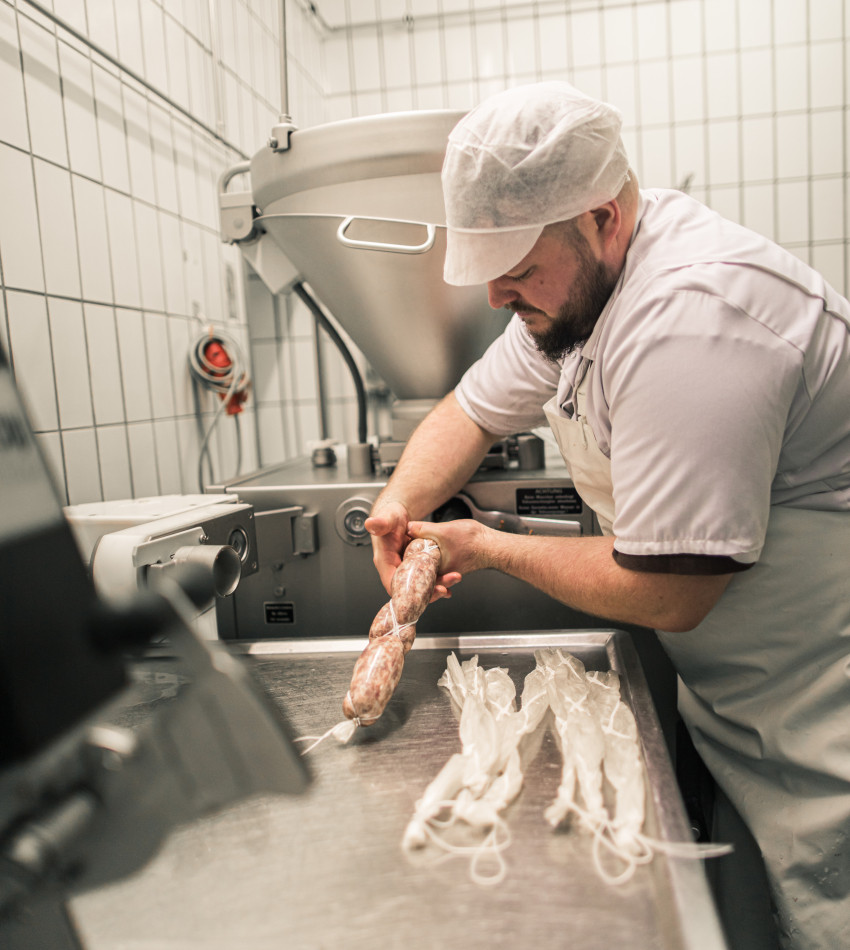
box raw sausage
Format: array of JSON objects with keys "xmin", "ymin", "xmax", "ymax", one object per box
[
  {"xmin": 368, "ymin": 537, "xmax": 440, "ymax": 652},
  {"xmin": 390, "ymin": 538, "xmax": 441, "ymax": 624},
  {"xmin": 369, "ymin": 602, "xmax": 416, "ymax": 653},
  {"xmin": 343, "ymin": 635, "xmax": 405, "ymax": 725},
  {"xmin": 345, "ymin": 537, "xmax": 441, "ymax": 723}
]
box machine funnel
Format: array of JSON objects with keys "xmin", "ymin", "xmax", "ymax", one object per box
[{"xmin": 227, "ymin": 110, "xmax": 509, "ymax": 406}]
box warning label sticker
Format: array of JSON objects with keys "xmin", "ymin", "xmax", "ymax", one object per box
[
  {"xmin": 265, "ymin": 603, "xmax": 295, "ymax": 624},
  {"xmin": 515, "ymin": 486, "xmax": 583, "ymax": 517}
]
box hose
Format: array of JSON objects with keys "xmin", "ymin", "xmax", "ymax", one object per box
[
  {"xmin": 293, "ymin": 282, "xmax": 369, "ymax": 445},
  {"xmin": 187, "ymin": 328, "xmax": 250, "ymax": 490}
]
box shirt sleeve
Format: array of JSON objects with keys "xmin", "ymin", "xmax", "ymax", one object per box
[
  {"xmin": 612, "ymin": 551, "xmax": 753, "ymax": 574},
  {"xmin": 603, "ymin": 287, "xmax": 804, "ymax": 564},
  {"xmin": 454, "ymin": 314, "xmax": 562, "ymax": 435}
]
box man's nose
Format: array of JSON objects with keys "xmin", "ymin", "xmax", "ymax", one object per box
[{"xmin": 487, "ymin": 277, "xmax": 517, "ymax": 310}]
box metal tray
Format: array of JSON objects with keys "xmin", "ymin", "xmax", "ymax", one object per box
[{"xmin": 71, "ymin": 630, "xmax": 727, "ymax": 950}]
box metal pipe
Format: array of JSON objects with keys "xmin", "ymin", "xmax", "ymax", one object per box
[
  {"xmin": 300, "ymin": 0, "xmax": 640, "ymax": 33},
  {"xmin": 268, "ymin": 1, "xmax": 296, "ymax": 150},
  {"xmin": 207, "ymin": 0, "xmax": 226, "ymax": 137},
  {"xmin": 18, "ymin": 0, "xmax": 248, "ymax": 159},
  {"xmin": 293, "ymin": 282, "xmax": 369, "ymax": 446},
  {"xmin": 279, "ymin": 0, "xmax": 290, "ymax": 121},
  {"xmin": 311, "ymin": 306, "xmax": 329, "ymax": 441}
]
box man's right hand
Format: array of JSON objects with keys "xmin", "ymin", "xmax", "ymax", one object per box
[
  {"xmin": 363, "ymin": 392, "xmax": 495, "ymax": 602},
  {"xmin": 365, "ymin": 501, "xmax": 410, "ymax": 595},
  {"xmin": 365, "ymin": 501, "xmax": 461, "ymax": 602}
]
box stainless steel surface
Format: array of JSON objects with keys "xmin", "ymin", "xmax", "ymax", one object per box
[
  {"xmin": 257, "ymin": 212, "xmax": 503, "ymax": 400},
  {"xmin": 83, "ymin": 500, "xmax": 259, "ymax": 603},
  {"xmin": 250, "ymin": 110, "xmax": 463, "ymax": 215},
  {"xmin": 69, "ymin": 632, "xmax": 727, "ymax": 950},
  {"xmin": 210, "ymin": 454, "xmax": 598, "ymax": 640},
  {"xmin": 0, "ymin": 607, "xmax": 310, "ymax": 925},
  {"xmin": 453, "ymin": 488, "xmax": 583, "ymax": 537},
  {"xmin": 244, "ymin": 110, "xmax": 509, "ymax": 401}
]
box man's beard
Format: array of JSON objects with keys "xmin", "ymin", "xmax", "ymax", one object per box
[{"xmin": 516, "ymin": 239, "xmax": 618, "ymax": 362}]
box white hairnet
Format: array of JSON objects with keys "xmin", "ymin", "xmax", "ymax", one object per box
[{"xmin": 442, "ymin": 82, "xmax": 630, "ymax": 286}]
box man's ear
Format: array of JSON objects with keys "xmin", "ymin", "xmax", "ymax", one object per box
[
  {"xmin": 593, "ymin": 201, "xmax": 621, "ymax": 237},
  {"xmin": 583, "ymin": 200, "xmax": 622, "ymax": 258}
]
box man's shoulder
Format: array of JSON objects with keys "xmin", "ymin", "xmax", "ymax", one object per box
[{"xmin": 628, "ymin": 189, "xmax": 816, "ymax": 300}]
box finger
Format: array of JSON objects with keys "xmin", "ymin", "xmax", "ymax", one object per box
[
  {"xmin": 406, "ymin": 522, "xmax": 446, "ymax": 553},
  {"xmin": 364, "ymin": 513, "xmax": 393, "ymax": 536},
  {"xmin": 406, "ymin": 524, "xmax": 454, "ymax": 576},
  {"xmin": 431, "ymin": 572, "xmax": 461, "ymax": 602}
]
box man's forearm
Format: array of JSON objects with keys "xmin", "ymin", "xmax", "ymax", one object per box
[
  {"xmin": 483, "ymin": 531, "xmax": 733, "ymax": 632},
  {"xmin": 374, "ymin": 391, "xmax": 498, "ymax": 519},
  {"xmin": 407, "ymin": 513, "xmax": 733, "ymax": 631}
]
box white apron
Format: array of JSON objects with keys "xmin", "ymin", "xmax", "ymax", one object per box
[
  {"xmin": 545, "ymin": 364, "xmax": 850, "ymax": 950},
  {"xmin": 543, "ymin": 362, "xmax": 615, "ymax": 536}
]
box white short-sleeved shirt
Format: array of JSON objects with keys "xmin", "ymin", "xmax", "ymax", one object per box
[{"xmin": 455, "ymin": 189, "xmax": 850, "ymax": 565}]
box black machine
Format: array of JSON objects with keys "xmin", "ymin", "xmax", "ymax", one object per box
[{"xmin": 0, "ymin": 344, "xmax": 309, "ymax": 948}]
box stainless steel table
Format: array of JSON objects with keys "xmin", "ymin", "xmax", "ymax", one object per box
[{"xmin": 70, "ymin": 630, "xmax": 727, "ymax": 950}]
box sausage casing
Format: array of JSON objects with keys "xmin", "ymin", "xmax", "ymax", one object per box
[
  {"xmin": 369, "ymin": 601, "xmax": 416, "ymax": 653},
  {"xmin": 343, "ymin": 634, "xmax": 406, "ymax": 724},
  {"xmin": 390, "ymin": 538, "xmax": 441, "ymax": 625},
  {"xmin": 346, "ymin": 538, "xmax": 441, "ymax": 725}
]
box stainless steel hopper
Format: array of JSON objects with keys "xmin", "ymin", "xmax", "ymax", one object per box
[{"xmin": 220, "ymin": 111, "xmax": 508, "ymax": 418}]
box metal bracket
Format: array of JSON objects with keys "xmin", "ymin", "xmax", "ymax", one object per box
[
  {"xmin": 133, "ymin": 528, "xmax": 204, "ymax": 570},
  {"xmin": 268, "ymin": 117, "xmax": 298, "ymax": 152},
  {"xmin": 291, "ymin": 511, "xmax": 318, "ymax": 556},
  {"xmin": 257, "ymin": 506, "xmax": 318, "ymax": 558}
]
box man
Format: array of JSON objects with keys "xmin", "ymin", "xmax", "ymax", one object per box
[{"xmin": 365, "ymin": 82, "xmax": 850, "ymax": 950}]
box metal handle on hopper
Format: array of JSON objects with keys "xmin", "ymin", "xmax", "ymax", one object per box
[
  {"xmin": 219, "ymin": 161, "xmax": 251, "ymax": 193},
  {"xmin": 336, "ymin": 217, "xmax": 436, "ymax": 254},
  {"xmin": 218, "ymin": 161, "xmax": 256, "ymax": 243}
]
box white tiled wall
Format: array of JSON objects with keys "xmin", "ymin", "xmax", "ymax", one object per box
[
  {"xmin": 317, "ymin": 0, "xmax": 848, "ymax": 294},
  {"xmin": 0, "ymin": 0, "xmax": 326, "ymax": 505},
  {"xmin": 3, "ymin": 0, "xmax": 848, "ymax": 507}
]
